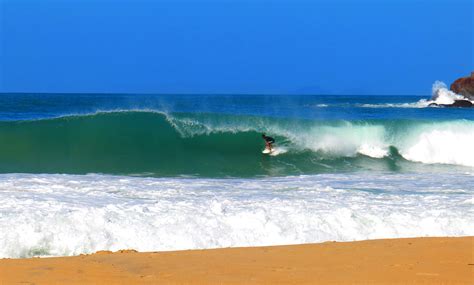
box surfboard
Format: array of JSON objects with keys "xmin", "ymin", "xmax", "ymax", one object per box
[{"xmin": 262, "ymin": 147, "xmax": 287, "ymax": 156}]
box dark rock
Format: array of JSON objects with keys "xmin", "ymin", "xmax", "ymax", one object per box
[
  {"xmin": 438, "ymin": 100, "xmax": 473, "ymax": 108},
  {"xmin": 450, "ymin": 72, "xmax": 474, "ymax": 100},
  {"xmin": 445, "ymin": 100, "xmax": 473, "ymax": 107}
]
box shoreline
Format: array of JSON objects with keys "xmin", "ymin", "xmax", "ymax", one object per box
[{"xmin": 1, "ymin": 237, "xmax": 472, "ymax": 284}]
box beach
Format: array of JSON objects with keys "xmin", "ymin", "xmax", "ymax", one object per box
[
  {"xmin": 3, "ymin": 0, "xmax": 473, "ymax": 283},
  {"xmin": 1, "ymin": 237, "xmax": 472, "ymax": 284}
]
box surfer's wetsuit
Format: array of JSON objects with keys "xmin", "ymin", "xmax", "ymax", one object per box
[{"xmin": 262, "ymin": 134, "xmax": 275, "ymax": 150}]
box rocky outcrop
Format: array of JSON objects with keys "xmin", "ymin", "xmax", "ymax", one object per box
[
  {"xmin": 429, "ymin": 100, "xmax": 473, "ymax": 108},
  {"xmin": 450, "ymin": 72, "xmax": 474, "ymax": 100}
]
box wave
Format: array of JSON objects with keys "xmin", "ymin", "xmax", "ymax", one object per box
[
  {"xmin": 358, "ymin": 102, "xmax": 429, "ymax": 108},
  {"xmin": 1, "ymin": 173, "xmax": 472, "ymax": 258},
  {"xmin": 359, "ymin": 81, "xmax": 474, "ymax": 108},
  {"xmin": 0, "ymin": 111, "xmax": 472, "ymax": 177},
  {"xmin": 430, "ymin": 81, "xmax": 470, "ymax": 105}
]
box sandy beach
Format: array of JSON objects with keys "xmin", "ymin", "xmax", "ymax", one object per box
[
  {"xmin": 2, "ymin": 0, "xmax": 474, "ymax": 283},
  {"xmin": 0, "ymin": 237, "xmax": 472, "ymax": 284}
]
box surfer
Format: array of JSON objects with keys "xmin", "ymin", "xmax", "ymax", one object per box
[{"xmin": 262, "ymin": 134, "xmax": 275, "ymax": 152}]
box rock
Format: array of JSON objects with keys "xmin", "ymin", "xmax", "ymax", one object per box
[
  {"xmin": 432, "ymin": 100, "xmax": 474, "ymax": 108},
  {"xmin": 449, "ymin": 100, "xmax": 473, "ymax": 107},
  {"xmin": 450, "ymin": 72, "xmax": 474, "ymax": 100},
  {"xmin": 443, "ymin": 100, "xmax": 473, "ymax": 107}
]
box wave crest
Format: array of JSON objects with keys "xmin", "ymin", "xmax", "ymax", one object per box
[{"xmin": 0, "ymin": 111, "xmax": 472, "ymax": 177}]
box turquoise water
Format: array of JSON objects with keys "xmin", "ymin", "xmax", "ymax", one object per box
[{"xmin": 0, "ymin": 94, "xmax": 473, "ymax": 177}]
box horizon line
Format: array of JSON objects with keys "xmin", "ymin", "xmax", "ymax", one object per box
[{"xmin": 0, "ymin": 92, "xmax": 428, "ymax": 97}]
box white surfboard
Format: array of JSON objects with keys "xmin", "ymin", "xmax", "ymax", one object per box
[{"xmin": 262, "ymin": 147, "xmax": 287, "ymax": 156}]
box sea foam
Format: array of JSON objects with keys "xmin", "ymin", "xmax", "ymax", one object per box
[
  {"xmin": 168, "ymin": 113, "xmax": 474, "ymax": 166},
  {"xmin": 0, "ymin": 173, "xmax": 472, "ymax": 258},
  {"xmin": 398, "ymin": 121, "xmax": 474, "ymax": 167},
  {"xmin": 359, "ymin": 81, "xmax": 472, "ymax": 108},
  {"xmin": 430, "ymin": 81, "xmax": 467, "ymax": 105}
]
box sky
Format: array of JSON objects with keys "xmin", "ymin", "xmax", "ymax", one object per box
[{"xmin": 0, "ymin": 0, "xmax": 472, "ymax": 95}]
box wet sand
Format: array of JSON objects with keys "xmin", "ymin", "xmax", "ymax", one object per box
[{"xmin": 0, "ymin": 237, "xmax": 472, "ymax": 284}]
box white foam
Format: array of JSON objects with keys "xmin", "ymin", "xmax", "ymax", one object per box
[
  {"xmin": 359, "ymin": 102, "xmax": 429, "ymax": 108},
  {"xmin": 0, "ymin": 173, "xmax": 472, "ymax": 258},
  {"xmin": 357, "ymin": 144, "xmax": 388, "ymax": 158},
  {"xmin": 165, "ymin": 113, "xmax": 474, "ymax": 167},
  {"xmin": 297, "ymin": 123, "xmax": 389, "ymax": 158},
  {"xmin": 430, "ymin": 81, "xmax": 466, "ymax": 105},
  {"xmin": 399, "ymin": 121, "xmax": 474, "ymax": 167},
  {"xmin": 359, "ymin": 81, "xmax": 472, "ymax": 108},
  {"xmin": 416, "ymin": 81, "xmax": 471, "ymax": 107}
]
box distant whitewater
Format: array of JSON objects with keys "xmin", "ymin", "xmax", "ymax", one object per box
[
  {"xmin": 0, "ymin": 93, "xmax": 472, "ymax": 258},
  {"xmin": 360, "ymin": 81, "xmax": 474, "ymax": 108}
]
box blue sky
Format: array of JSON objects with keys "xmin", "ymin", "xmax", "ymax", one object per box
[{"xmin": 0, "ymin": 0, "xmax": 472, "ymax": 95}]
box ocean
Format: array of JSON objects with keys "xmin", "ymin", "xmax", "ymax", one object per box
[{"xmin": 0, "ymin": 92, "xmax": 473, "ymax": 258}]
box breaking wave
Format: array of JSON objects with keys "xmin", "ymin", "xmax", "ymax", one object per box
[
  {"xmin": 360, "ymin": 81, "xmax": 473, "ymax": 108},
  {"xmin": 0, "ymin": 111, "xmax": 472, "ymax": 177}
]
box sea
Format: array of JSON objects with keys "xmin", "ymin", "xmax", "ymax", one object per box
[{"xmin": 0, "ymin": 87, "xmax": 473, "ymax": 258}]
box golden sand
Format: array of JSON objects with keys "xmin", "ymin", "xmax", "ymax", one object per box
[{"xmin": 0, "ymin": 237, "xmax": 472, "ymax": 284}]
